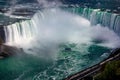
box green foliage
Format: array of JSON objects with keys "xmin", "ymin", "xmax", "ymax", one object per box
[{"xmin": 94, "ymin": 60, "xmax": 120, "ymax": 80}]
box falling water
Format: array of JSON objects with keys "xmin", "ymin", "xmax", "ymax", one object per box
[
  {"xmin": 4, "ymin": 20, "xmax": 37, "ymax": 46},
  {"xmin": 64, "ymin": 7, "xmax": 120, "ymax": 36}
]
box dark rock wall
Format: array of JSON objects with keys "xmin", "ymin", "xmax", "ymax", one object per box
[{"xmin": 0, "ymin": 26, "xmax": 5, "ymax": 42}]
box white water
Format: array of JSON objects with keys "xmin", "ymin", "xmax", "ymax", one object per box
[
  {"xmin": 85, "ymin": 9, "xmax": 120, "ymax": 36},
  {"xmin": 4, "ymin": 8, "xmax": 120, "ymax": 56},
  {"xmin": 4, "ymin": 20, "xmax": 36, "ymax": 46}
]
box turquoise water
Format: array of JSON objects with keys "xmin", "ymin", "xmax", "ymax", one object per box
[{"xmin": 0, "ymin": 43, "xmax": 111, "ymax": 80}]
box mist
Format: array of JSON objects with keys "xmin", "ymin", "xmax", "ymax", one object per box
[
  {"xmin": 5, "ymin": 8, "xmax": 120, "ymax": 59},
  {"xmin": 30, "ymin": 8, "xmax": 120, "ymax": 48},
  {"xmin": 26, "ymin": 9, "xmax": 120, "ymax": 58}
]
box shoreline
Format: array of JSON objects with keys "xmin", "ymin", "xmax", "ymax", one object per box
[{"xmin": 64, "ymin": 48, "xmax": 120, "ymax": 80}]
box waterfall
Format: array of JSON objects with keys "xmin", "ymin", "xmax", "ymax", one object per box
[
  {"xmin": 3, "ymin": 7, "xmax": 120, "ymax": 45},
  {"xmin": 88, "ymin": 9, "xmax": 120, "ymax": 36},
  {"xmin": 114, "ymin": 16, "xmax": 120, "ymax": 36},
  {"xmin": 4, "ymin": 20, "xmax": 37, "ymax": 45},
  {"xmin": 3, "ymin": 8, "xmax": 120, "ymax": 49},
  {"xmin": 63, "ymin": 7, "xmax": 120, "ymax": 36}
]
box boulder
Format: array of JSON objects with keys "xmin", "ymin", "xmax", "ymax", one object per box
[{"xmin": 65, "ymin": 47, "xmax": 72, "ymax": 51}]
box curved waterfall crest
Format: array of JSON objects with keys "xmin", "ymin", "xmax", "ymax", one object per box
[
  {"xmin": 3, "ymin": 8, "xmax": 120, "ymax": 49},
  {"xmin": 63, "ymin": 7, "xmax": 120, "ymax": 36}
]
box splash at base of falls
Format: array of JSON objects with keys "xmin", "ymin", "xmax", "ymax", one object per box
[{"xmin": 1, "ymin": 8, "xmax": 120, "ymax": 80}]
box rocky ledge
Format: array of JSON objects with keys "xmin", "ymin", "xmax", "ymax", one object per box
[{"xmin": 0, "ymin": 44, "xmax": 23, "ymax": 59}]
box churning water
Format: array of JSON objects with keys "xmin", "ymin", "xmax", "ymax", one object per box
[{"xmin": 0, "ymin": 8, "xmax": 120, "ymax": 80}]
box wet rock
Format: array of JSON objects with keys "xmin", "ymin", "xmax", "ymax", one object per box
[
  {"xmin": 0, "ymin": 44, "xmax": 23, "ymax": 59},
  {"xmin": 65, "ymin": 48, "xmax": 71, "ymax": 51}
]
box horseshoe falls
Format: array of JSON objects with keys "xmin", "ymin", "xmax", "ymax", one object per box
[{"xmin": 0, "ymin": 8, "xmax": 120, "ymax": 80}]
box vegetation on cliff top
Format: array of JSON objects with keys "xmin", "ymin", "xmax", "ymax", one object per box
[{"xmin": 94, "ymin": 60, "xmax": 120, "ymax": 80}]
